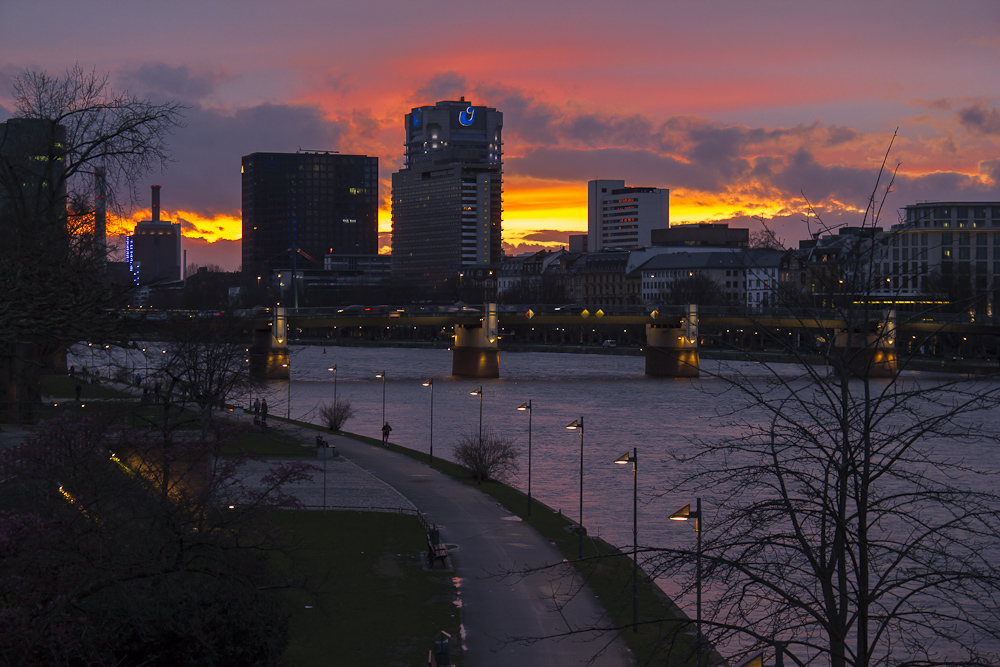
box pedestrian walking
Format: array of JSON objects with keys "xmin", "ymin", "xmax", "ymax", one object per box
[
  {"xmin": 253, "ymin": 398, "xmax": 260, "ymax": 415},
  {"xmin": 261, "ymin": 399, "xmax": 268, "ymax": 427},
  {"xmin": 75, "ymin": 383, "xmax": 82, "ymax": 402},
  {"xmin": 382, "ymin": 421, "xmax": 392, "ymax": 445}
]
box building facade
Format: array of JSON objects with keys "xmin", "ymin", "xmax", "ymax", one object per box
[
  {"xmin": 391, "ymin": 98, "xmax": 503, "ymax": 283},
  {"xmin": 129, "ymin": 185, "xmax": 181, "ymax": 285},
  {"xmin": 588, "ymin": 180, "xmax": 669, "ymax": 252},
  {"xmin": 241, "ymin": 151, "xmax": 378, "ymax": 280},
  {"xmin": 885, "ymin": 202, "xmax": 1000, "ymax": 300}
]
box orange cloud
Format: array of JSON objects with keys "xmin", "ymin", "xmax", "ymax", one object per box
[{"xmin": 123, "ymin": 208, "xmax": 243, "ymax": 243}]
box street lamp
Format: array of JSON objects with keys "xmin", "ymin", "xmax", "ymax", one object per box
[
  {"xmin": 566, "ymin": 417, "xmax": 585, "ymax": 559},
  {"xmin": 615, "ymin": 448, "xmax": 638, "ymax": 632},
  {"xmin": 328, "ymin": 365, "xmax": 337, "ymax": 406},
  {"xmin": 376, "ymin": 371, "xmax": 386, "ymax": 431},
  {"xmin": 517, "ymin": 401, "xmax": 533, "ymax": 515},
  {"xmin": 670, "ymin": 497, "xmax": 702, "ymax": 667},
  {"xmin": 470, "ymin": 386, "xmax": 483, "ymax": 484},
  {"xmin": 423, "ymin": 379, "xmax": 434, "ymax": 464},
  {"xmin": 282, "ymin": 362, "xmax": 291, "ymax": 419}
]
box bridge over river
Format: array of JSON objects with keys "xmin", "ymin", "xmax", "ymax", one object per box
[{"xmin": 216, "ymin": 303, "xmax": 1000, "ymax": 380}]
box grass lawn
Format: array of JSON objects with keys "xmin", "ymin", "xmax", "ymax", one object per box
[{"xmin": 273, "ymin": 510, "xmax": 460, "ymax": 666}]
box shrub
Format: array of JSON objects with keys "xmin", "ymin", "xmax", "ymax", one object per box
[
  {"xmin": 453, "ymin": 426, "xmax": 519, "ymax": 482},
  {"xmin": 319, "ymin": 398, "xmax": 355, "ymax": 431}
]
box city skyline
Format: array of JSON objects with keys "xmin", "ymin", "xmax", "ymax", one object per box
[{"xmin": 2, "ymin": 0, "xmax": 999, "ymax": 270}]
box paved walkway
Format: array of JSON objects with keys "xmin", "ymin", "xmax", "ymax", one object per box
[
  {"xmin": 5, "ymin": 404, "xmax": 632, "ymax": 666},
  {"xmin": 269, "ymin": 422, "xmax": 632, "ymax": 666}
]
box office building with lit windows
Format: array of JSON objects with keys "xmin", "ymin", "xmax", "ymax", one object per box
[
  {"xmin": 588, "ymin": 180, "xmax": 669, "ymax": 252},
  {"xmin": 241, "ymin": 151, "xmax": 378, "ymax": 280},
  {"xmin": 882, "ymin": 202, "xmax": 1000, "ymax": 298},
  {"xmin": 391, "ymin": 98, "xmax": 503, "ymax": 283}
]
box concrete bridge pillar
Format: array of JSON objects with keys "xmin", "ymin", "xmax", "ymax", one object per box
[
  {"xmin": 249, "ymin": 306, "xmax": 289, "ymax": 379},
  {"xmin": 833, "ymin": 309, "xmax": 897, "ymax": 378},
  {"xmin": 645, "ymin": 304, "xmax": 700, "ymax": 377},
  {"xmin": 452, "ymin": 303, "xmax": 499, "ymax": 378}
]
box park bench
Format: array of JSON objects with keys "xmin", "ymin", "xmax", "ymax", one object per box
[{"xmin": 426, "ymin": 527, "xmax": 448, "ymax": 569}]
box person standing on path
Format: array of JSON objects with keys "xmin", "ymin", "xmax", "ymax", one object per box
[
  {"xmin": 382, "ymin": 421, "xmax": 392, "ymax": 445},
  {"xmin": 261, "ymin": 399, "xmax": 268, "ymax": 427}
]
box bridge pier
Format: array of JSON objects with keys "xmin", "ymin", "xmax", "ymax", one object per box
[
  {"xmin": 249, "ymin": 306, "xmax": 289, "ymax": 380},
  {"xmin": 645, "ymin": 305, "xmax": 700, "ymax": 378},
  {"xmin": 833, "ymin": 310, "xmax": 897, "ymax": 379},
  {"xmin": 452, "ymin": 303, "xmax": 499, "ymax": 378}
]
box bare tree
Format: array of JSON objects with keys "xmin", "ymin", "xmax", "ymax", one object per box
[
  {"xmin": 319, "ymin": 398, "xmax": 356, "ymax": 432},
  {"xmin": 146, "ymin": 314, "xmax": 258, "ymax": 440},
  {"xmin": 0, "ymin": 65, "xmax": 184, "ymax": 423},
  {"xmin": 453, "ymin": 426, "xmax": 520, "ymax": 483},
  {"xmin": 651, "ymin": 138, "xmax": 1000, "ymax": 667}
]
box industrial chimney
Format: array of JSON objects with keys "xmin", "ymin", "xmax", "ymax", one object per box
[{"xmin": 151, "ymin": 184, "xmax": 161, "ymax": 223}]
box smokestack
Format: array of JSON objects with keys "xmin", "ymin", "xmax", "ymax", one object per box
[{"xmin": 151, "ymin": 184, "xmax": 161, "ymax": 223}]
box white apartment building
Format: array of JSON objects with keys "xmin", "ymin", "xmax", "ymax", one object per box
[{"xmin": 588, "ymin": 180, "xmax": 669, "ymax": 252}]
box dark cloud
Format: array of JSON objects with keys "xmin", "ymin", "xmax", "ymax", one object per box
[
  {"xmin": 134, "ymin": 101, "xmax": 346, "ymax": 213},
  {"xmin": 519, "ymin": 229, "xmax": 571, "ymax": 243},
  {"xmin": 415, "ymin": 72, "xmax": 468, "ymax": 103},
  {"xmin": 908, "ymin": 97, "xmax": 957, "ymax": 112},
  {"xmin": 958, "ymin": 102, "xmax": 1000, "ymax": 135},
  {"xmin": 509, "ymin": 146, "xmax": 729, "ymax": 192},
  {"xmin": 769, "ymin": 149, "xmax": 880, "ymax": 204},
  {"xmin": 475, "ymin": 86, "xmax": 560, "ymax": 145},
  {"xmin": 118, "ymin": 63, "xmax": 232, "ymax": 102},
  {"xmin": 825, "ymin": 125, "xmax": 859, "ymax": 146}
]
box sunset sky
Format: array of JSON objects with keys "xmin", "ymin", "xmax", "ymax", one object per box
[{"xmin": 2, "ymin": 0, "xmax": 999, "ymax": 270}]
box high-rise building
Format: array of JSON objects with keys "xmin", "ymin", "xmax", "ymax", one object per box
[
  {"xmin": 241, "ymin": 151, "xmax": 378, "ymax": 279},
  {"xmin": 588, "ymin": 180, "xmax": 669, "ymax": 252},
  {"xmin": 391, "ymin": 98, "xmax": 503, "ymax": 283},
  {"xmin": 0, "ymin": 118, "xmax": 67, "ymax": 231},
  {"xmin": 129, "ymin": 185, "xmax": 181, "ymax": 285}
]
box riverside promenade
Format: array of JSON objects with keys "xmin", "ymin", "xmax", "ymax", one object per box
[{"xmin": 257, "ymin": 421, "xmax": 633, "ymax": 666}]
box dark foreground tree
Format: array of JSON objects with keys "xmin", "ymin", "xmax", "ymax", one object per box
[
  {"xmin": 0, "ymin": 65, "xmax": 184, "ymax": 423},
  {"xmin": 0, "ymin": 414, "xmax": 311, "ymax": 665},
  {"xmin": 145, "ymin": 314, "xmax": 260, "ymax": 439},
  {"xmin": 651, "ymin": 142, "xmax": 1000, "ymax": 667}
]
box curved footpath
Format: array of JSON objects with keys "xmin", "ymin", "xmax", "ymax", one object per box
[{"xmin": 272, "ymin": 422, "xmax": 632, "ymax": 667}]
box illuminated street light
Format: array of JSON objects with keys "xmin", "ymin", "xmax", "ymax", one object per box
[
  {"xmin": 671, "ymin": 497, "xmax": 702, "ymax": 667},
  {"xmin": 376, "ymin": 371, "xmax": 386, "ymax": 431},
  {"xmin": 470, "ymin": 386, "xmax": 483, "ymax": 484},
  {"xmin": 282, "ymin": 362, "xmax": 291, "ymax": 418},
  {"xmin": 566, "ymin": 417, "xmax": 585, "ymax": 559},
  {"xmin": 328, "ymin": 365, "xmax": 338, "ymax": 406},
  {"xmin": 615, "ymin": 448, "xmax": 638, "ymax": 632},
  {"xmin": 423, "ymin": 379, "xmax": 434, "ymax": 464},
  {"xmin": 517, "ymin": 401, "xmax": 532, "ymax": 515}
]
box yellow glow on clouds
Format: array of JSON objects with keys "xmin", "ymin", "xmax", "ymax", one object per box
[{"xmin": 125, "ymin": 209, "xmax": 243, "ymax": 242}]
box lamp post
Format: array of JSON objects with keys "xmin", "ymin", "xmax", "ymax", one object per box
[
  {"xmin": 670, "ymin": 497, "xmax": 702, "ymax": 667},
  {"xmin": 615, "ymin": 448, "xmax": 638, "ymax": 632},
  {"xmin": 566, "ymin": 417, "xmax": 585, "ymax": 559},
  {"xmin": 328, "ymin": 365, "xmax": 337, "ymax": 406},
  {"xmin": 376, "ymin": 371, "xmax": 386, "ymax": 430},
  {"xmin": 282, "ymin": 363, "xmax": 291, "ymax": 419},
  {"xmin": 470, "ymin": 386, "xmax": 483, "ymax": 484},
  {"xmin": 423, "ymin": 379, "xmax": 434, "ymax": 464},
  {"xmin": 517, "ymin": 401, "xmax": 533, "ymax": 515}
]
